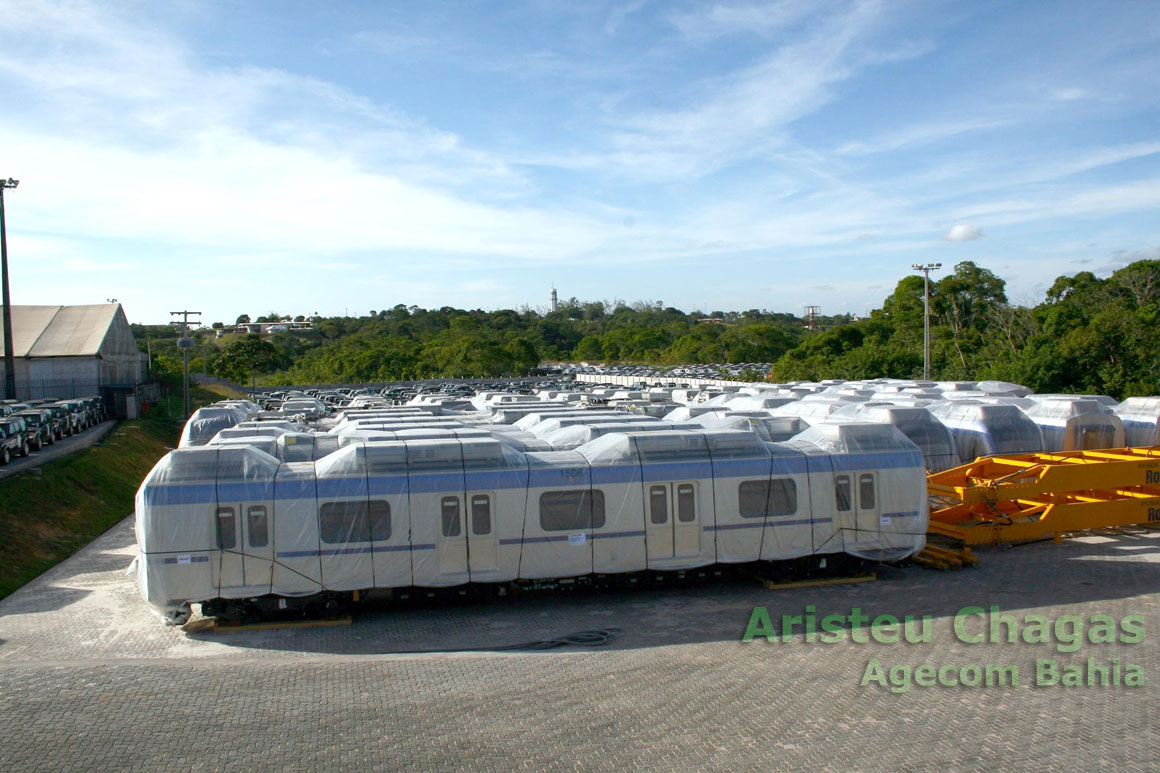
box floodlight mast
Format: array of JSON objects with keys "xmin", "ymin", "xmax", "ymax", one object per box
[
  {"xmin": 171, "ymin": 310, "xmax": 201, "ymax": 419},
  {"xmin": 911, "ymin": 263, "xmax": 942, "ymax": 380},
  {"xmin": 0, "ymin": 178, "xmax": 19, "ymax": 400}
]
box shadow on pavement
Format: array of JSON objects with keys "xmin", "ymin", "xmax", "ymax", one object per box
[{"xmin": 181, "ymin": 532, "xmax": 1160, "ymax": 656}]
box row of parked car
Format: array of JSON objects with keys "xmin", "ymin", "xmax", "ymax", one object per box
[{"xmin": 0, "ymin": 396, "xmax": 108, "ymax": 465}]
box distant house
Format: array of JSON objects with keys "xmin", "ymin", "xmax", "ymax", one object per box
[{"xmin": 0, "ymin": 303, "xmax": 142, "ymax": 398}]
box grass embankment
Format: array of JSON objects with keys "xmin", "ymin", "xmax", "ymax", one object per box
[{"xmin": 0, "ymin": 386, "xmax": 224, "ymax": 600}]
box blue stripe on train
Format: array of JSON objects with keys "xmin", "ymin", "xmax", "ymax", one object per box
[
  {"xmin": 144, "ymin": 451, "xmax": 924, "ymax": 506},
  {"xmin": 705, "ymin": 517, "xmax": 833, "ymax": 531}
]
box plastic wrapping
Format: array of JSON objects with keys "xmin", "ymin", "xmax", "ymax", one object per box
[
  {"xmin": 789, "ymin": 422, "xmax": 928, "ymax": 561},
  {"xmin": 976, "ymin": 380, "xmax": 1032, "ymax": 398},
  {"xmin": 276, "ymin": 431, "xmax": 338, "ymax": 462},
  {"xmin": 206, "ymin": 435, "xmax": 280, "ymax": 457},
  {"xmin": 513, "ymin": 410, "xmax": 625, "ymax": 432},
  {"xmin": 1023, "ymin": 398, "xmax": 1124, "ymax": 451},
  {"xmin": 928, "ymin": 402, "xmax": 1044, "ymax": 460},
  {"xmin": 178, "ymin": 407, "xmax": 244, "ymax": 448},
  {"xmin": 826, "ymin": 404, "xmax": 959, "ymax": 472},
  {"xmin": 527, "ymin": 414, "xmax": 659, "ymax": 438},
  {"xmin": 1114, "ymin": 396, "xmax": 1160, "ymax": 446},
  {"xmin": 135, "ymin": 446, "xmax": 280, "ymax": 619},
  {"xmin": 330, "ymin": 418, "xmax": 466, "ymax": 436},
  {"xmin": 135, "ymin": 409, "xmax": 936, "ymax": 622},
  {"xmin": 540, "ymin": 421, "xmax": 702, "ymax": 451},
  {"xmin": 213, "ymin": 426, "xmax": 292, "ymax": 442}
]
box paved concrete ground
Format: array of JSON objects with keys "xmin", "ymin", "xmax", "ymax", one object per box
[
  {"xmin": 0, "ymin": 519, "xmax": 1157, "ymax": 772},
  {"xmin": 0, "ymin": 420, "xmax": 116, "ymax": 482}
]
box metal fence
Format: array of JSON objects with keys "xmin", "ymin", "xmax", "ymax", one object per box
[{"xmin": 10, "ymin": 378, "xmax": 106, "ymax": 401}]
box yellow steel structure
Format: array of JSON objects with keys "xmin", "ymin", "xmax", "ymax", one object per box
[{"xmin": 927, "ymin": 446, "xmax": 1160, "ymax": 546}]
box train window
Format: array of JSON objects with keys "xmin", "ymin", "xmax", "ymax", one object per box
[
  {"xmin": 216, "ymin": 507, "xmax": 236, "ymax": 550},
  {"xmin": 471, "ymin": 495, "xmax": 492, "ymax": 536},
  {"xmin": 539, "ymin": 490, "xmax": 606, "ymax": 531},
  {"xmin": 770, "ymin": 479, "xmax": 797, "ymax": 516},
  {"xmin": 649, "ymin": 486, "xmax": 668, "ymax": 524},
  {"xmin": 738, "ymin": 481, "xmax": 770, "ymax": 518},
  {"xmin": 677, "ymin": 484, "xmax": 696, "ymax": 523},
  {"xmin": 835, "ymin": 476, "xmax": 852, "ymax": 511},
  {"xmin": 368, "ymin": 500, "xmax": 391, "ymax": 541},
  {"xmin": 859, "ymin": 475, "xmax": 875, "ymax": 510},
  {"xmin": 442, "ymin": 497, "xmax": 462, "ymax": 537},
  {"xmin": 247, "ymin": 506, "xmax": 268, "ymax": 548},
  {"xmin": 320, "ymin": 501, "xmax": 369, "ymax": 544}
]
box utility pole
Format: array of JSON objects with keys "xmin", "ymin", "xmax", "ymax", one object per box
[
  {"xmin": 171, "ymin": 310, "xmax": 201, "ymax": 418},
  {"xmin": 0, "ymin": 178, "xmax": 19, "ymax": 400},
  {"xmin": 911, "ymin": 263, "xmax": 942, "ymax": 380}
]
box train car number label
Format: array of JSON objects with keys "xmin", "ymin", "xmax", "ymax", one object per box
[
  {"xmin": 569, "ymin": 533, "xmax": 587, "ymax": 546},
  {"xmin": 176, "ymin": 555, "xmax": 192, "ymax": 565}
]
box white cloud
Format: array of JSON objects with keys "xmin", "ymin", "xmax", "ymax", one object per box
[
  {"xmin": 604, "ymin": 0, "xmax": 915, "ymax": 179},
  {"xmin": 837, "ymin": 119, "xmax": 1007, "ymax": 156},
  {"xmin": 1051, "ymin": 88, "xmax": 1090, "ymax": 101},
  {"xmin": 944, "ymin": 224, "xmax": 982, "ymax": 241}
]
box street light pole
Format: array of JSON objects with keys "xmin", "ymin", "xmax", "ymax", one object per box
[
  {"xmin": 0, "ymin": 178, "xmax": 19, "ymax": 400},
  {"xmin": 171, "ymin": 310, "xmax": 201, "ymax": 419},
  {"xmin": 912, "ymin": 263, "xmax": 942, "ymax": 380}
]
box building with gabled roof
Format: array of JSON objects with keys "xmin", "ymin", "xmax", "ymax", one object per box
[{"xmin": 0, "ymin": 303, "xmax": 142, "ymax": 398}]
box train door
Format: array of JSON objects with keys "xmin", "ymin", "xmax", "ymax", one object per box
[
  {"xmin": 855, "ymin": 472, "xmax": 879, "ymax": 539},
  {"xmin": 437, "ymin": 493, "xmax": 468, "ymax": 578},
  {"xmin": 407, "ymin": 439, "xmax": 467, "ymax": 587},
  {"xmin": 467, "ymin": 492, "xmax": 499, "ymax": 575},
  {"xmin": 213, "ymin": 447, "xmax": 278, "ymax": 597},
  {"xmin": 672, "ymin": 482, "xmax": 700, "ymax": 558},
  {"xmin": 241, "ymin": 502, "xmax": 274, "ymax": 592},
  {"xmin": 833, "ymin": 472, "xmax": 855, "ymax": 547},
  {"xmin": 214, "ymin": 504, "xmax": 245, "ymax": 591},
  {"xmin": 645, "ymin": 481, "xmax": 701, "ymax": 561},
  {"xmin": 645, "ymin": 483, "xmax": 674, "ymax": 562}
]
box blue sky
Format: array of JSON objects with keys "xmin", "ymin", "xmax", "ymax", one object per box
[{"xmin": 2, "ymin": 0, "xmax": 1159, "ymax": 325}]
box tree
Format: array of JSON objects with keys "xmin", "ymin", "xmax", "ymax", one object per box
[
  {"xmin": 235, "ymin": 314, "xmax": 251, "ymax": 325},
  {"xmin": 214, "ymin": 334, "xmax": 284, "ymax": 384},
  {"xmin": 211, "ymin": 322, "xmax": 224, "ymax": 329}
]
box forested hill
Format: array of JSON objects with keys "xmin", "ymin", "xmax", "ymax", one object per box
[{"xmin": 135, "ymin": 259, "xmax": 1160, "ymax": 399}]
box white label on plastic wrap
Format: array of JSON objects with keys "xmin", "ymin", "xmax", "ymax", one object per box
[
  {"xmin": 569, "ymin": 533, "xmax": 587, "ymax": 546},
  {"xmin": 176, "ymin": 555, "xmax": 192, "ymax": 565},
  {"xmin": 879, "ymin": 516, "xmax": 892, "ymax": 526}
]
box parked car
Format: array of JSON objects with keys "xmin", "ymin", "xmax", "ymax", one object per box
[
  {"xmin": 80, "ymin": 396, "xmax": 105, "ymax": 425},
  {"xmin": 42, "ymin": 404, "xmax": 71, "ymax": 438},
  {"xmin": 54, "ymin": 400, "xmax": 88, "ymax": 433},
  {"xmin": 14, "ymin": 409, "xmax": 54, "ymax": 450},
  {"xmin": 0, "ymin": 416, "xmax": 30, "ymax": 462}
]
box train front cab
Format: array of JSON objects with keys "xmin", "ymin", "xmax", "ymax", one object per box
[{"xmin": 134, "ymin": 448, "xmax": 220, "ymax": 618}]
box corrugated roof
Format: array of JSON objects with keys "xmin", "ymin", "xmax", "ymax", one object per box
[{"xmin": 0, "ymin": 304, "xmax": 121, "ymax": 357}]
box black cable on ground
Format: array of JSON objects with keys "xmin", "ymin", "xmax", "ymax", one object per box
[{"xmin": 383, "ymin": 627, "xmax": 623, "ymax": 655}]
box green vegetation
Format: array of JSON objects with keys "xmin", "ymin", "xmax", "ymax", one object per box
[
  {"xmin": 134, "ymin": 259, "xmax": 1160, "ymax": 399},
  {"xmin": 770, "ymin": 259, "xmax": 1160, "ymax": 398},
  {"xmin": 0, "ymin": 388, "xmax": 220, "ymax": 600}
]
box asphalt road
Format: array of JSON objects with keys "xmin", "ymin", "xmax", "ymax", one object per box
[{"xmin": 0, "ymin": 420, "xmax": 116, "ymax": 482}]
